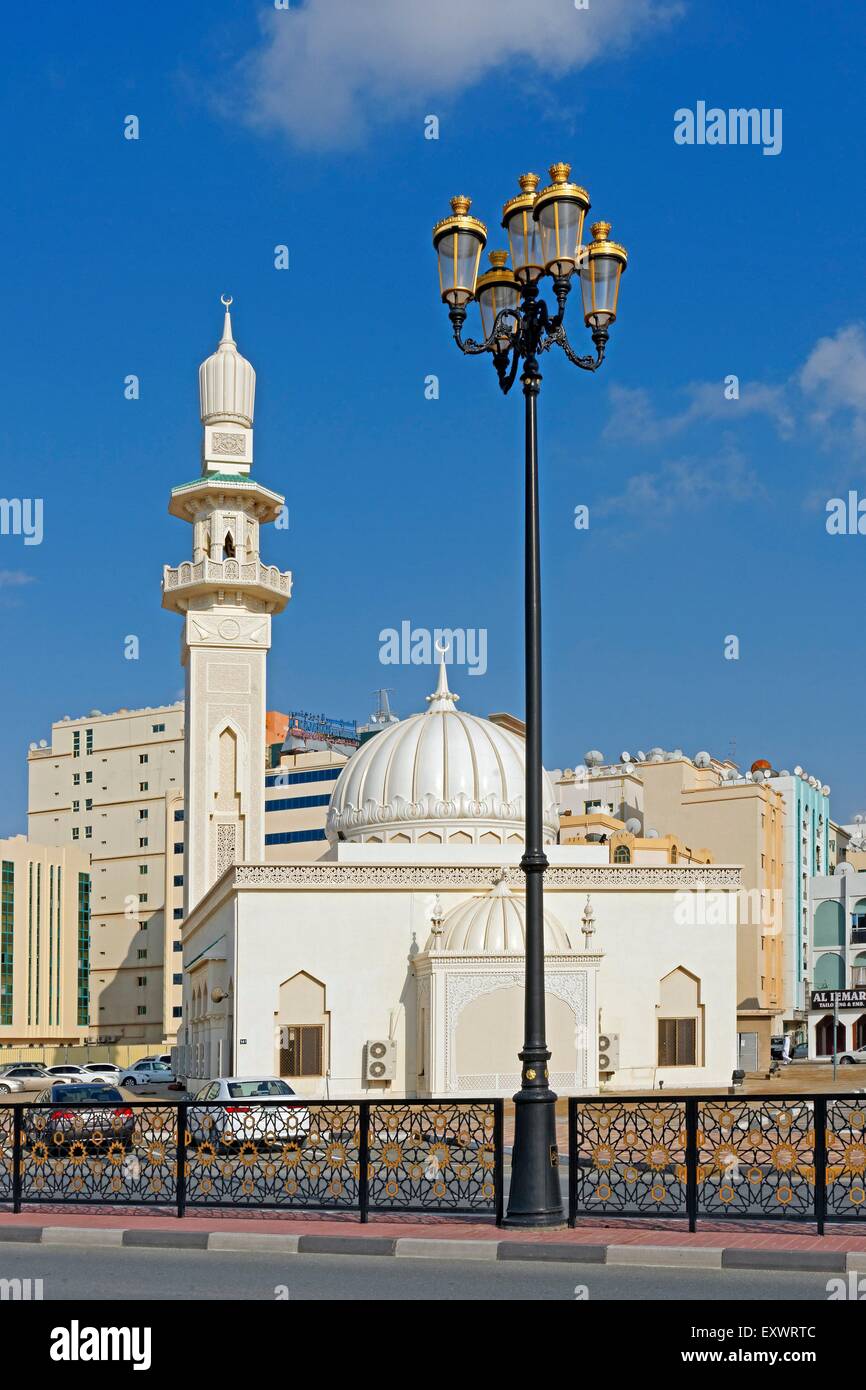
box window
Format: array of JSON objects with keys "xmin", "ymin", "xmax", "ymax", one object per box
[
  {"xmin": 613, "ymin": 845, "xmax": 631, "ymax": 864},
  {"xmin": 658, "ymin": 1018, "xmax": 697, "ymax": 1066},
  {"xmin": 139, "ymin": 838, "xmax": 148, "ymax": 848},
  {"xmin": 173, "ymin": 875, "xmax": 183, "ymax": 887},
  {"xmin": 173, "ymin": 973, "xmax": 183, "ymax": 985},
  {"xmin": 85, "ymin": 826, "xmax": 92, "ymax": 839},
  {"xmin": 139, "ymin": 865, "xmax": 148, "ymax": 875},
  {"xmin": 139, "ymin": 782, "xmax": 148, "ymax": 792},
  {"xmin": 137, "ymin": 976, "xmax": 147, "ymax": 987},
  {"xmin": 73, "ymin": 774, "xmax": 80, "ymax": 786},
  {"xmin": 85, "ymin": 771, "xmax": 92, "ymax": 784},
  {"xmin": 584, "ymin": 800, "xmax": 602, "ymax": 814},
  {"xmin": 1, "ymin": 861, "xmax": 14, "ymax": 1026},
  {"xmin": 139, "ymin": 754, "xmax": 149, "ymax": 764},
  {"xmin": 173, "ymin": 1006, "xmax": 183, "ymax": 1018},
  {"xmin": 265, "ymin": 794, "xmax": 331, "ymax": 813},
  {"xmin": 152, "ymin": 723, "xmax": 165, "ymax": 733},
  {"xmin": 173, "ymin": 940, "xmax": 182, "ymax": 951},
  {"xmin": 137, "ymin": 950, "xmax": 147, "ymax": 960},
  {"xmin": 72, "ymin": 800, "xmax": 79, "ymax": 813},
  {"xmin": 85, "ymin": 728, "xmax": 93, "ymax": 754},
  {"xmin": 265, "ymin": 829, "xmax": 328, "ymax": 846},
  {"xmin": 280, "ymin": 1025, "xmax": 324, "ymax": 1078},
  {"xmin": 73, "ymin": 731, "xmax": 80, "ymax": 758},
  {"xmin": 174, "ymin": 843, "xmax": 183, "ymax": 855},
  {"xmin": 174, "ymin": 809, "xmax": 184, "ymax": 822},
  {"xmin": 265, "ymin": 767, "xmax": 341, "ymax": 789},
  {"xmin": 85, "ymin": 799, "xmax": 92, "ymax": 811},
  {"xmin": 139, "ymin": 809, "xmax": 148, "ymax": 821},
  {"xmin": 137, "ymin": 1006, "xmax": 146, "ymax": 1016},
  {"xmin": 670, "ymin": 846, "xmax": 678, "ymax": 864},
  {"xmin": 139, "ymin": 893, "xmax": 148, "ymax": 904},
  {"xmin": 173, "ymin": 908, "xmax": 183, "ymax": 920},
  {"xmin": 72, "ymin": 828, "xmax": 79, "ymax": 841}
]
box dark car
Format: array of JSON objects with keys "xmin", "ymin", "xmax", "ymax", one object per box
[{"xmin": 24, "ymin": 1085, "xmax": 135, "ymax": 1151}]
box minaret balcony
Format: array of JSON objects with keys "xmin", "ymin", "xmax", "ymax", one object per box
[{"xmin": 162, "ymin": 557, "xmax": 292, "ymax": 609}]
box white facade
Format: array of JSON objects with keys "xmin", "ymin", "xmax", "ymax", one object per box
[{"xmin": 807, "ymin": 868, "xmax": 866, "ymax": 1056}]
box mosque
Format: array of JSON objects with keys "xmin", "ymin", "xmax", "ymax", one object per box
[{"xmin": 166, "ymin": 304, "xmax": 740, "ymax": 1097}]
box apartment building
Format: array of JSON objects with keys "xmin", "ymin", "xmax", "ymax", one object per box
[
  {"xmin": 556, "ymin": 749, "xmax": 785, "ymax": 1071},
  {"xmin": 28, "ymin": 704, "xmax": 186, "ymax": 1046},
  {"xmin": 27, "ymin": 703, "xmax": 358, "ymax": 1041},
  {"xmin": 807, "ymin": 867, "xmax": 866, "ymax": 1055},
  {"xmin": 0, "ymin": 836, "xmax": 92, "ymax": 1045}
]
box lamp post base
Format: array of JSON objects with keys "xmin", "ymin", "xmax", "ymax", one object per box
[{"xmin": 502, "ymin": 1087, "xmax": 564, "ymax": 1228}]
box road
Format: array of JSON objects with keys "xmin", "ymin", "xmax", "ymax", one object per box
[{"xmin": 0, "ymin": 1243, "xmax": 844, "ymax": 1300}]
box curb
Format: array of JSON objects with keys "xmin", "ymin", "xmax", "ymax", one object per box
[{"xmin": 2, "ymin": 1225, "xmax": 863, "ymax": 1272}]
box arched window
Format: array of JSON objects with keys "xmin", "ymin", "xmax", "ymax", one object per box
[
  {"xmin": 816, "ymin": 1014, "xmax": 845, "ymax": 1056},
  {"xmin": 223, "ymin": 531, "xmax": 236, "ymax": 559},
  {"xmin": 613, "ymin": 845, "xmax": 631, "ymax": 864},
  {"xmin": 814, "ymin": 952, "xmax": 845, "ymax": 990},
  {"xmin": 670, "ymin": 846, "xmax": 678, "ymax": 864},
  {"xmin": 814, "ymin": 900, "xmax": 844, "ymax": 947}
]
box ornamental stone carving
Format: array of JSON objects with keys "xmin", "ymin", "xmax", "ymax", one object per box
[{"xmin": 231, "ymin": 863, "xmax": 741, "ymax": 891}]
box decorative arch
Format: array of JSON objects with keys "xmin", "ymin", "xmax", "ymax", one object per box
[
  {"xmin": 814, "ymin": 900, "xmax": 845, "ymax": 947},
  {"xmin": 658, "ymin": 966, "xmax": 704, "ymax": 1067},
  {"xmin": 816, "ymin": 1013, "xmax": 845, "ymax": 1056},
  {"xmin": 613, "ymin": 845, "xmax": 631, "ymax": 864},
  {"xmin": 277, "ymin": 971, "xmax": 329, "ymax": 1080},
  {"xmin": 814, "ymin": 952, "xmax": 845, "ymax": 990}
]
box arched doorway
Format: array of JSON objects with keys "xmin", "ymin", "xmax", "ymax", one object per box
[
  {"xmin": 816, "ymin": 1014, "xmax": 845, "ymax": 1056},
  {"xmin": 855, "ymin": 1013, "xmax": 866, "ymax": 1050}
]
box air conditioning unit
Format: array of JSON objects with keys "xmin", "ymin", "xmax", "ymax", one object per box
[
  {"xmin": 365, "ymin": 1038, "xmax": 396, "ymax": 1082},
  {"xmin": 598, "ymin": 1032, "xmax": 620, "ymax": 1073}
]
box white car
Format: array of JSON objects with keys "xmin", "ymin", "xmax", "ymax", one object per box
[
  {"xmin": 118, "ymin": 1059, "xmax": 175, "ymax": 1090},
  {"xmin": 837, "ymin": 1045, "xmax": 866, "ymax": 1065},
  {"xmin": 188, "ymin": 1077, "xmax": 310, "ymax": 1150},
  {"xmin": 82, "ymin": 1062, "xmax": 122, "ymax": 1076},
  {"xmin": 44, "ymin": 1064, "xmax": 107, "ymax": 1085}
]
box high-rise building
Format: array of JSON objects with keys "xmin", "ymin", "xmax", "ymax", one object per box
[
  {"xmin": 28, "ymin": 705, "xmax": 185, "ymax": 1044},
  {"xmin": 0, "ymin": 836, "xmax": 92, "ymax": 1045}
]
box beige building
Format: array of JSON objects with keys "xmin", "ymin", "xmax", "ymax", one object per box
[
  {"xmin": 0, "ymin": 836, "xmax": 92, "ymax": 1046},
  {"xmin": 28, "ymin": 704, "xmax": 186, "ymax": 1046},
  {"xmin": 557, "ymin": 752, "xmax": 785, "ymax": 1071}
]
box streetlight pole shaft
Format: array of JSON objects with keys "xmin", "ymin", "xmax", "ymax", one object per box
[{"xmin": 503, "ymin": 342, "xmax": 564, "ymax": 1227}]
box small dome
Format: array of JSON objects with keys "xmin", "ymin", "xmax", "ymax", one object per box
[
  {"xmin": 433, "ymin": 872, "xmax": 575, "ymax": 953},
  {"xmin": 199, "ymin": 297, "xmax": 256, "ymax": 427},
  {"xmin": 327, "ymin": 659, "xmax": 559, "ymax": 845}
]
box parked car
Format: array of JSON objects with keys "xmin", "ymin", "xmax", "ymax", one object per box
[
  {"xmin": 81, "ymin": 1063, "xmax": 122, "ymax": 1076},
  {"xmin": 43, "ymin": 1064, "xmax": 107, "ymax": 1085},
  {"xmin": 118, "ymin": 1059, "xmax": 175, "ymax": 1090},
  {"xmin": 790, "ymin": 1043, "xmax": 810, "ymax": 1061},
  {"xmin": 25, "ymin": 1085, "xmax": 135, "ymax": 1150},
  {"xmin": 837, "ymin": 1045, "xmax": 866, "ymax": 1065},
  {"xmin": 0, "ymin": 1065, "xmax": 52, "ymax": 1094},
  {"xmin": 188, "ymin": 1077, "xmax": 310, "ymax": 1151},
  {"xmin": 0, "ymin": 1074, "xmax": 26, "ymax": 1095}
]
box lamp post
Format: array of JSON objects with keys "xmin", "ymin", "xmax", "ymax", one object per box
[{"xmin": 432, "ymin": 165, "xmax": 627, "ymax": 1227}]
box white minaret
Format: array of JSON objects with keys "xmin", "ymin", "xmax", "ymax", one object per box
[{"xmin": 163, "ymin": 297, "xmax": 291, "ymax": 913}]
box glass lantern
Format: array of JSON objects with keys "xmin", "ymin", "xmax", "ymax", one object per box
[
  {"xmin": 501, "ymin": 174, "xmax": 544, "ymax": 284},
  {"xmin": 475, "ymin": 251, "xmax": 520, "ymax": 349},
  {"xmin": 578, "ymin": 221, "xmax": 628, "ymax": 327},
  {"xmin": 533, "ymin": 162, "xmax": 590, "ymax": 276},
  {"xmin": 432, "ymin": 195, "xmax": 488, "ymax": 306}
]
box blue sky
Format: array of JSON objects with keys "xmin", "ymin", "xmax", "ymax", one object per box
[{"xmin": 2, "ymin": 0, "xmax": 865, "ymax": 834}]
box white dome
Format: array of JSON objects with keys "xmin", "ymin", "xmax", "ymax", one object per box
[
  {"xmin": 327, "ymin": 662, "xmax": 559, "ymax": 846},
  {"xmin": 199, "ymin": 298, "xmax": 256, "ymax": 427},
  {"xmin": 432, "ymin": 873, "xmax": 575, "ymax": 953}
]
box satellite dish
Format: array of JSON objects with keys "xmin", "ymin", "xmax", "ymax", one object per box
[
  {"xmin": 624, "ymin": 763, "xmax": 635, "ymax": 775},
  {"xmin": 723, "ymin": 767, "xmax": 735, "ymax": 781},
  {"xmin": 856, "ymin": 814, "xmax": 865, "ymax": 824},
  {"xmin": 39, "ymin": 739, "xmax": 47, "ymax": 748},
  {"xmin": 28, "ymin": 742, "xmax": 36, "ymax": 751},
  {"xmin": 835, "ymin": 862, "xmax": 854, "ymax": 876},
  {"xmin": 620, "ymin": 751, "xmax": 631, "ymax": 764},
  {"xmin": 635, "ymin": 751, "xmax": 646, "ymax": 762},
  {"xmin": 625, "ymin": 817, "xmax": 641, "ymax": 834},
  {"xmin": 563, "ymin": 768, "xmax": 574, "ymax": 780},
  {"xmin": 778, "ymin": 769, "xmax": 790, "ymax": 778},
  {"xmin": 793, "ymin": 765, "xmax": 803, "ymax": 777},
  {"xmin": 694, "ymin": 751, "xmax": 711, "ymax": 768},
  {"xmin": 645, "ymin": 828, "xmax": 660, "ymax": 839}
]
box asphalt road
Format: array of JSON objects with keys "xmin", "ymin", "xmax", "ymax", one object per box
[{"xmin": 0, "ymin": 1243, "xmax": 846, "ymax": 1300}]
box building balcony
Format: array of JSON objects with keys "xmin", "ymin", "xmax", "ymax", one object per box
[
  {"xmin": 851, "ymin": 927, "xmax": 866, "ymax": 946},
  {"xmin": 162, "ymin": 558, "xmax": 292, "ymax": 611}
]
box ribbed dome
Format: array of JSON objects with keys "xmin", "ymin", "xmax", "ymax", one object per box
[
  {"xmin": 432, "ymin": 873, "xmax": 575, "ymax": 953},
  {"xmin": 199, "ymin": 298, "xmax": 256, "ymax": 427},
  {"xmin": 326, "ymin": 661, "xmax": 559, "ymax": 845}
]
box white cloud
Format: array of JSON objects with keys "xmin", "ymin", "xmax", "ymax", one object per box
[
  {"xmin": 799, "ymin": 323, "xmax": 866, "ymax": 443},
  {"xmin": 604, "ymin": 380, "xmax": 794, "ymax": 444},
  {"xmin": 595, "ymin": 443, "xmax": 765, "ymax": 523},
  {"xmin": 0, "ymin": 571, "xmax": 34, "ymax": 588},
  {"xmin": 233, "ymin": 0, "xmax": 681, "ymax": 148}
]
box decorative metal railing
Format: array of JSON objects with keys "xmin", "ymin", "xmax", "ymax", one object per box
[
  {"xmin": 0, "ymin": 1099, "xmax": 503, "ymax": 1222},
  {"xmin": 568, "ymin": 1093, "xmax": 866, "ymax": 1231}
]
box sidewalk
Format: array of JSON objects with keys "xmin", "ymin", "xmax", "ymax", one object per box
[{"xmin": 2, "ymin": 1206, "xmax": 865, "ymax": 1270}]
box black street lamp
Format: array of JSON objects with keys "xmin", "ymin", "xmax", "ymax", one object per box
[{"xmin": 433, "ymin": 165, "xmax": 627, "ymax": 1227}]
